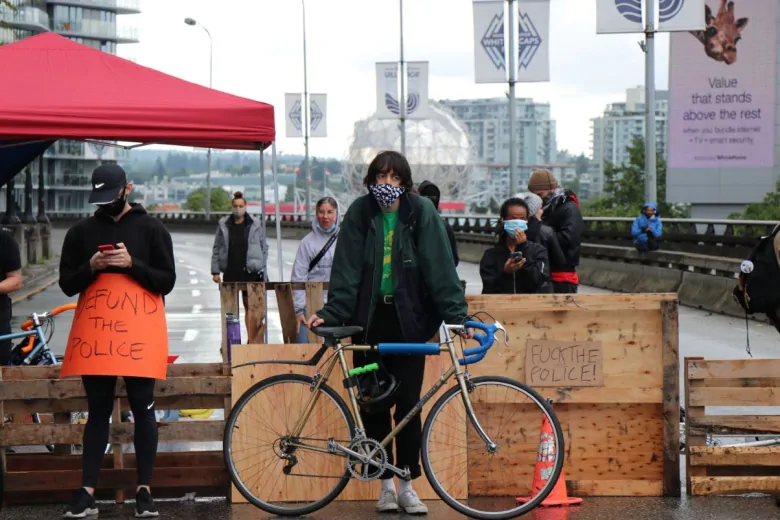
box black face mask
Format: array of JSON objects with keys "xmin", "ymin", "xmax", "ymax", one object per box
[{"xmin": 101, "ymin": 189, "xmax": 127, "ymax": 217}]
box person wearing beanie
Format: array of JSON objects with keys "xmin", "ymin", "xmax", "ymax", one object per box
[
  {"xmin": 527, "ymin": 169, "xmax": 583, "ymax": 293},
  {"xmin": 523, "ymin": 193, "xmax": 567, "ymax": 294}
]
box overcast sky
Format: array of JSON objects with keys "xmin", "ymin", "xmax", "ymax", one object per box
[{"xmin": 117, "ymin": 0, "xmax": 671, "ymax": 159}]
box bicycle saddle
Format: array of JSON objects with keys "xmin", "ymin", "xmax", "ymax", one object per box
[{"xmin": 310, "ymin": 326, "xmax": 363, "ymax": 341}]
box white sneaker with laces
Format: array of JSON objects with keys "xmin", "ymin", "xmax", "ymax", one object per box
[
  {"xmin": 376, "ymin": 489, "xmax": 400, "ymax": 512},
  {"xmin": 398, "ymin": 490, "xmax": 428, "ymax": 514}
]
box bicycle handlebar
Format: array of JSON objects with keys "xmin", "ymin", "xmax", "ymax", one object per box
[
  {"xmin": 20, "ymin": 303, "xmax": 77, "ymax": 331},
  {"xmin": 457, "ymin": 320, "xmax": 505, "ymax": 366}
]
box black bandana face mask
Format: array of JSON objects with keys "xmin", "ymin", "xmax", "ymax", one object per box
[
  {"xmin": 369, "ymin": 183, "xmax": 405, "ymax": 208},
  {"xmin": 100, "ymin": 188, "xmax": 128, "ymax": 217}
]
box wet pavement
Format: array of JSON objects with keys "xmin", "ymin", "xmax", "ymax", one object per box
[{"xmin": 5, "ymin": 495, "xmax": 780, "ymax": 519}]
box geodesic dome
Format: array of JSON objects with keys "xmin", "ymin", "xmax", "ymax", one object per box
[{"xmin": 340, "ymin": 101, "xmax": 473, "ymax": 207}]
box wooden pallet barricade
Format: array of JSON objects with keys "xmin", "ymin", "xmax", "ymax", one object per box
[
  {"xmin": 228, "ymin": 291, "xmax": 681, "ymax": 502},
  {"xmin": 0, "ymin": 362, "xmax": 232, "ymax": 505},
  {"xmin": 684, "ymin": 357, "xmax": 780, "ymax": 496}
]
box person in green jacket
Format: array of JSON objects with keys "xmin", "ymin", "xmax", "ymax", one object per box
[{"xmin": 307, "ymin": 150, "xmax": 469, "ymax": 515}]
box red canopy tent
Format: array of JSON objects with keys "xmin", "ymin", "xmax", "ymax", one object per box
[{"xmin": 0, "ymin": 32, "xmax": 275, "ymax": 150}]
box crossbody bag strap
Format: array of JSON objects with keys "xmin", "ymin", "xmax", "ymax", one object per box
[{"xmin": 308, "ymin": 232, "xmax": 339, "ymax": 272}]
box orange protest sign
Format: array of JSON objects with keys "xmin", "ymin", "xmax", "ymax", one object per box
[{"xmin": 60, "ymin": 273, "xmax": 169, "ymax": 380}]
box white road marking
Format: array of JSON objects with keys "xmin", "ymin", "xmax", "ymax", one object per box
[
  {"xmin": 183, "ymin": 329, "xmax": 199, "ymax": 342},
  {"xmin": 189, "ymin": 270, "xmax": 197, "ymax": 276},
  {"xmin": 190, "ymin": 278, "xmax": 198, "ymax": 285},
  {"xmin": 192, "ymin": 289, "xmax": 201, "ymax": 297},
  {"xmin": 185, "ymin": 242, "xmax": 194, "ymax": 246},
  {"xmin": 192, "ymin": 304, "xmax": 203, "ymax": 314}
]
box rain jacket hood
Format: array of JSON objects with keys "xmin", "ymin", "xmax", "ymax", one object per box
[{"xmin": 418, "ymin": 181, "xmax": 441, "ymax": 210}]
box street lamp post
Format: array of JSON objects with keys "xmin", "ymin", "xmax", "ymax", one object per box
[
  {"xmin": 301, "ymin": 0, "xmax": 312, "ymax": 221},
  {"xmin": 184, "ymin": 17, "xmax": 214, "ymax": 219}
]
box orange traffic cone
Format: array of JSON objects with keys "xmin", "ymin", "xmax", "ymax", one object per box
[{"xmin": 516, "ymin": 413, "xmax": 582, "ymax": 507}]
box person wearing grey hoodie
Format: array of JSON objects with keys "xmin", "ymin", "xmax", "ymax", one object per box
[{"xmin": 291, "ymin": 196, "xmax": 340, "ymax": 342}]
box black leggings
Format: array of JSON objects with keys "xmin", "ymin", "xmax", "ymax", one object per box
[{"xmin": 81, "ymin": 376, "xmax": 158, "ymax": 488}]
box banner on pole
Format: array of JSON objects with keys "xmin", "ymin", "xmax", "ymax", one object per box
[
  {"xmin": 516, "ymin": 0, "xmax": 550, "ymax": 83},
  {"xmin": 657, "ymin": 0, "xmax": 706, "ymax": 32},
  {"xmin": 596, "ymin": 0, "xmax": 644, "ymax": 34},
  {"xmin": 309, "ymin": 93, "xmax": 327, "ymax": 138},
  {"xmin": 375, "ymin": 62, "xmax": 399, "ymax": 119},
  {"xmin": 472, "ymin": 0, "xmax": 506, "ymax": 84},
  {"xmin": 406, "ymin": 61, "xmax": 430, "ymax": 120},
  {"xmin": 284, "ymin": 93, "xmax": 303, "ymax": 138}
]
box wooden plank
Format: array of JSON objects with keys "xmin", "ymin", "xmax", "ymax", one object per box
[
  {"xmin": 568, "ymin": 479, "xmax": 663, "ymax": 496},
  {"xmin": 690, "ymin": 446, "xmax": 780, "ymax": 467},
  {"xmin": 5, "ymin": 466, "xmax": 228, "ymax": 492},
  {"xmin": 465, "ymin": 293, "xmax": 677, "ymax": 312},
  {"xmin": 274, "ymin": 284, "xmax": 297, "ymax": 344},
  {"xmin": 684, "ymin": 357, "xmax": 705, "ymax": 496},
  {"xmin": 0, "ymin": 420, "xmax": 225, "ymax": 446},
  {"xmin": 1, "ymin": 363, "xmax": 225, "ymax": 381},
  {"xmin": 696, "ymin": 378, "xmax": 780, "ymax": 388},
  {"xmin": 661, "ymin": 299, "xmax": 681, "ymax": 497},
  {"xmin": 5, "ymin": 450, "xmax": 224, "ymax": 471},
  {"xmin": 3, "ymin": 395, "xmax": 227, "ymax": 414},
  {"xmin": 246, "ymin": 283, "xmax": 266, "ymax": 344},
  {"xmin": 688, "ymin": 387, "xmax": 780, "ymax": 407},
  {"xmin": 690, "ymin": 476, "xmax": 780, "ymax": 495},
  {"xmin": 688, "ymin": 415, "xmax": 780, "ymax": 436},
  {"xmin": 687, "ymin": 359, "xmax": 780, "ymax": 380},
  {"xmin": 0, "ymin": 376, "xmax": 231, "ymax": 400},
  {"xmin": 304, "ymin": 282, "xmax": 325, "ymax": 344}
]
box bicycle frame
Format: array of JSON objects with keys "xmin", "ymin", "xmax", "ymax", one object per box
[
  {"xmin": 286, "ymin": 324, "xmax": 496, "ymax": 479},
  {"xmin": 1, "ymin": 324, "xmax": 55, "ymax": 365}
]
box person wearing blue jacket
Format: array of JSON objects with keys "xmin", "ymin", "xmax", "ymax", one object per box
[{"xmin": 632, "ymin": 202, "xmax": 662, "ymax": 252}]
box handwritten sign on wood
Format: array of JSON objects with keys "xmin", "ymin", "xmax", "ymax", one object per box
[
  {"xmin": 525, "ymin": 339, "xmax": 603, "ymax": 387},
  {"xmin": 60, "ymin": 274, "xmax": 169, "ymax": 380}
]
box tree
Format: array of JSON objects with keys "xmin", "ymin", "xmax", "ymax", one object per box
[
  {"xmin": 184, "ymin": 187, "xmax": 232, "ymax": 212},
  {"xmin": 582, "ymin": 135, "xmax": 688, "ymax": 218},
  {"xmin": 729, "ymin": 180, "xmax": 780, "ymax": 221},
  {"xmin": 0, "ymin": 0, "xmax": 16, "ymax": 44},
  {"xmin": 574, "ymin": 154, "xmax": 590, "ymax": 175},
  {"xmin": 562, "ymin": 177, "xmax": 580, "ymax": 195}
]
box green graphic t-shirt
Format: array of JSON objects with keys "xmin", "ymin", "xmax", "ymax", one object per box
[{"xmin": 380, "ymin": 210, "xmax": 398, "ymax": 296}]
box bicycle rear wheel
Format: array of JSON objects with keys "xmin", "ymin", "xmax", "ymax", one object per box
[
  {"xmin": 421, "ymin": 376, "xmax": 565, "ymax": 520},
  {"xmin": 224, "ymin": 374, "xmax": 355, "ymax": 517}
]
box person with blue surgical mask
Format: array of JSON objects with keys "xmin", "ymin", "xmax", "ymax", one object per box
[
  {"xmin": 291, "ymin": 197, "xmax": 340, "ymax": 342},
  {"xmin": 479, "ymin": 197, "xmax": 550, "ymax": 294}
]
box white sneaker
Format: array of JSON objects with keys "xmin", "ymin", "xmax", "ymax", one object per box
[
  {"xmin": 398, "ymin": 490, "xmax": 428, "ymax": 515},
  {"xmin": 376, "ymin": 489, "xmax": 400, "ymax": 512}
]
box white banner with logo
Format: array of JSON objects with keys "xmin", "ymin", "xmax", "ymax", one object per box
[
  {"xmin": 406, "ymin": 61, "xmax": 430, "ymax": 120},
  {"xmin": 309, "ymin": 93, "xmax": 327, "ymax": 138},
  {"xmin": 596, "ymin": 0, "xmax": 644, "ymax": 34},
  {"xmin": 657, "ymin": 0, "xmax": 705, "ymax": 32},
  {"xmin": 284, "ymin": 93, "xmax": 303, "ymax": 138},
  {"xmin": 375, "ymin": 62, "xmax": 400, "ymax": 119},
  {"xmin": 472, "ymin": 0, "xmax": 506, "ymax": 84},
  {"xmin": 516, "ymin": 0, "xmax": 550, "ymax": 83}
]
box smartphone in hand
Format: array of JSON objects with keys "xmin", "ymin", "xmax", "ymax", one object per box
[
  {"xmin": 510, "ymin": 251, "xmax": 524, "ymax": 262},
  {"xmin": 97, "ymin": 244, "xmax": 116, "ymax": 253}
]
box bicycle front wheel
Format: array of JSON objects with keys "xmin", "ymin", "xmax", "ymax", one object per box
[
  {"xmin": 421, "ymin": 376, "xmax": 565, "ymax": 520},
  {"xmin": 224, "ymin": 374, "xmax": 355, "ymax": 517}
]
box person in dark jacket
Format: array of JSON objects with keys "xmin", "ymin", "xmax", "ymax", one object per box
[
  {"xmin": 307, "ymin": 151, "xmax": 469, "ymax": 515},
  {"xmin": 417, "ymin": 180, "xmax": 459, "ymax": 266},
  {"xmin": 524, "ymin": 193, "xmax": 567, "ymax": 293},
  {"xmin": 480, "ymin": 197, "xmax": 550, "ymax": 294},
  {"xmin": 528, "ymin": 169, "xmax": 583, "ymax": 294},
  {"xmin": 59, "ymin": 164, "xmax": 176, "ymax": 518}
]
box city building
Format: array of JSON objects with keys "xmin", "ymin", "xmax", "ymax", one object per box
[
  {"xmin": 439, "ymin": 97, "xmax": 557, "ymax": 181},
  {"xmin": 589, "ymin": 86, "xmax": 668, "ymax": 195},
  {"xmin": 0, "ymin": 0, "xmax": 140, "ymax": 213}
]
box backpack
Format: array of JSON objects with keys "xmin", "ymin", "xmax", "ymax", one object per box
[{"xmin": 733, "ymin": 225, "xmax": 780, "ymax": 315}]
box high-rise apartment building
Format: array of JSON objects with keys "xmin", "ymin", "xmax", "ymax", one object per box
[
  {"xmin": 589, "ymin": 86, "xmax": 668, "ymax": 195},
  {"xmin": 0, "ymin": 0, "xmax": 140, "ymax": 212},
  {"xmin": 439, "ymin": 97, "xmax": 557, "ymax": 166}
]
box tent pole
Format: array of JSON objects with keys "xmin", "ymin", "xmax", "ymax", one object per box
[
  {"xmin": 259, "ymin": 150, "xmax": 267, "ymax": 237},
  {"xmin": 271, "ymin": 142, "xmax": 284, "ymax": 281}
]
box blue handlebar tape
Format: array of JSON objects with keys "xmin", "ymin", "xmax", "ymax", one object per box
[{"xmin": 377, "ymin": 343, "xmax": 441, "ymax": 355}]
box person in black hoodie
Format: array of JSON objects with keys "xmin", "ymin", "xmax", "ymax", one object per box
[
  {"xmin": 59, "ymin": 164, "xmax": 175, "ymax": 519},
  {"xmin": 417, "ymin": 180, "xmax": 459, "ymax": 266},
  {"xmin": 527, "ymin": 169, "xmax": 583, "ymax": 294},
  {"xmin": 479, "ymin": 197, "xmax": 550, "ymax": 294},
  {"xmin": 524, "ymin": 193, "xmax": 568, "ymax": 294}
]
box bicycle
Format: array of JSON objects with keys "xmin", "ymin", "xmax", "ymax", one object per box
[{"xmin": 224, "ymin": 316, "xmax": 565, "ymax": 519}]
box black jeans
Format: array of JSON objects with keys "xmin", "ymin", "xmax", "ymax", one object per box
[
  {"xmin": 0, "ymin": 320, "xmax": 11, "ymax": 366},
  {"xmin": 353, "ymin": 301, "xmax": 426, "ymax": 480},
  {"xmin": 552, "ymin": 281, "xmax": 578, "ymax": 294},
  {"xmin": 81, "ymin": 375, "xmax": 158, "ymax": 488}
]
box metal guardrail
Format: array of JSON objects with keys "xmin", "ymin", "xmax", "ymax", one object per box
[{"xmin": 44, "ymin": 211, "xmax": 773, "ymax": 260}]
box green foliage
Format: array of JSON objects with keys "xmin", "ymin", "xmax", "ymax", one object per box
[
  {"xmin": 562, "ymin": 177, "xmax": 580, "ymax": 195},
  {"xmin": 574, "ymin": 154, "xmax": 590, "ymax": 175},
  {"xmin": 729, "ymin": 179, "xmax": 780, "ymax": 221},
  {"xmin": 582, "ymin": 135, "xmax": 688, "ymax": 218},
  {"xmin": 184, "ymin": 187, "xmax": 232, "ymax": 212},
  {"xmin": 0, "ymin": 0, "xmax": 16, "ymax": 37}
]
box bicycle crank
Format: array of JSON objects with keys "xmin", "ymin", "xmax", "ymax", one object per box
[{"xmin": 343, "ymin": 438, "xmax": 388, "ymax": 481}]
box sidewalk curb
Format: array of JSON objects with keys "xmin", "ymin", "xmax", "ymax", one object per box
[{"xmin": 12, "ymin": 275, "xmax": 59, "ymax": 305}]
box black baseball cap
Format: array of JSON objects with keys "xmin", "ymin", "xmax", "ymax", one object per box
[{"xmin": 88, "ymin": 163, "xmax": 127, "ymax": 204}]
